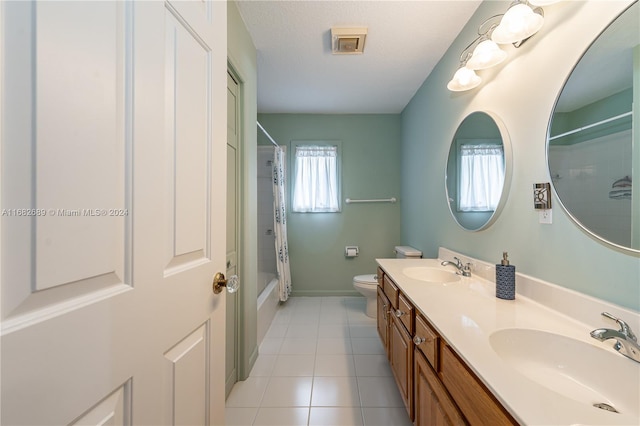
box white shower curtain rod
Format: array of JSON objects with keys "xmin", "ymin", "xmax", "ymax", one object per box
[
  {"xmin": 257, "ymin": 121, "xmax": 279, "ymax": 147},
  {"xmin": 549, "ymin": 111, "xmax": 631, "ymax": 141}
]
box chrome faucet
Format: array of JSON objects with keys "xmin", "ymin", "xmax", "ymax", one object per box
[
  {"xmin": 440, "ymin": 257, "xmax": 471, "ymax": 277},
  {"xmin": 590, "ymin": 312, "xmax": 640, "ymax": 363}
]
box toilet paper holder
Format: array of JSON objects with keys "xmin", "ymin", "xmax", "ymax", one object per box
[{"xmin": 345, "ymin": 246, "xmax": 359, "ymax": 257}]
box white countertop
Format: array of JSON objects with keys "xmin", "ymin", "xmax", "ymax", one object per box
[{"xmin": 377, "ymin": 255, "xmax": 640, "ymax": 426}]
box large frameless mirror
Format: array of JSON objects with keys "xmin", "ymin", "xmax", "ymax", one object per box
[
  {"xmin": 547, "ymin": 2, "xmax": 639, "ymax": 254},
  {"xmin": 445, "ymin": 111, "xmax": 512, "ymax": 231}
]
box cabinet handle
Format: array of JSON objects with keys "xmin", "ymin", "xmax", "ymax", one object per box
[
  {"xmin": 382, "ymin": 303, "xmax": 388, "ymax": 320},
  {"xmin": 395, "ymin": 309, "xmax": 405, "ymax": 318},
  {"xmin": 413, "ymin": 335, "xmax": 425, "ymax": 345}
]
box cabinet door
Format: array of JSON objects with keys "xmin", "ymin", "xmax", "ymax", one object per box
[
  {"xmin": 415, "ymin": 350, "xmax": 467, "ymax": 426},
  {"xmin": 389, "ymin": 315, "xmax": 414, "ymax": 420},
  {"xmin": 377, "ymin": 286, "xmax": 390, "ymax": 357},
  {"xmin": 441, "ymin": 344, "xmax": 517, "ymax": 426}
]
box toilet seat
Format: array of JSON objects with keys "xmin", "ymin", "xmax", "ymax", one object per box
[{"xmin": 353, "ymin": 274, "xmax": 377, "ymax": 285}]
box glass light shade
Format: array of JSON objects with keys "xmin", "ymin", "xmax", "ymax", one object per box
[
  {"xmin": 447, "ymin": 66, "xmax": 481, "ymax": 92},
  {"xmin": 529, "ymin": 0, "xmax": 561, "ymax": 5},
  {"xmin": 491, "ymin": 3, "xmax": 544, "ymax": 44},
  {"xmin": 466, "ymin": 40, "xmax": 508, "ymax": 70}
]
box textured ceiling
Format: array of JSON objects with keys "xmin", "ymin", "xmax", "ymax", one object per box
[{"xmin": 235, "ymin": 0, "xmax": 482, "ymax": 114}]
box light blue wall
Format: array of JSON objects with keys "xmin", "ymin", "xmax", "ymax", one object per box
[
  {"xmin": 401, "ymin": 0, "xmax": 640, "ymax": 311},
  {"xmin": 257, "ymin": 114, "xmax": 402, "ymax": 296}
]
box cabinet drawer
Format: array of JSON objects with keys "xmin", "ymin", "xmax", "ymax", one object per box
[
  {"xmin": 396, "ymin": 293, "xmax": 414, "ymax": 335},
  {"xmin": 441, "ymin": 344, "xmax": 517, "ymax": 426},
  {"xmin": 415, "ymin": 314, "xmax": 438, "ymax": 369},
  {"xmin": 383, "ymin": 275, "xmax": 399, "ymax": 309},
  {"xmin": 377, "ymin": 267, "xmax": 384, "ymax": 288}
]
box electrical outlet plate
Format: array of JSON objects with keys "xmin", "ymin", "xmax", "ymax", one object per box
[{"xmin": 539, "ymin": 209, "xmax": 552, "ymax": 224}]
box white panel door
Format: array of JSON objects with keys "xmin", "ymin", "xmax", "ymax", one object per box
[{"xmin": 0, "ymin": 1, "xmax": 227, "ymax": 425}]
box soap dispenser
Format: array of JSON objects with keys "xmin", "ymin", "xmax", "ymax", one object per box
[{"xmin": 496, "ymin": 252, "xmax": 515, "ymax": 300}]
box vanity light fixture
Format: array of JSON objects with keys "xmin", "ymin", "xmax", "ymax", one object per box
[
  {"xmin": 447, "ymin": 16, "xmax": 505, "ymax": 91},
  {"xmin": 491, "ymin": 2, "xmax": 544, "ymax": 45},
  {"xmin": 448, "ymin": 1, "xmax": 562, "ymax": 92},
  {"xmin": 529, "ymin": 0, "xmax": 562, "ymax": 6}
]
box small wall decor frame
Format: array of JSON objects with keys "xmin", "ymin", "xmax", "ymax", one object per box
[{"xmin": 533, "ymin": 182, "xmax": 552, "ymax": 210}]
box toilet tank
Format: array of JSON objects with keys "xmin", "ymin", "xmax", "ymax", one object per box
[{"xmin": 395, "ymin": 246, "xmax": 422, "ymax": 259}]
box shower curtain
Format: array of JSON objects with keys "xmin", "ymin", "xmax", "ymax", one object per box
[{"xmin": 272, "ymin": 147, "xmax": 292, "ymax": 301}]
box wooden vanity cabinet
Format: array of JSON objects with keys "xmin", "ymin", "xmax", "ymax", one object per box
[
  {"xmin": 376, "ymin": 286, "xmax": 390, "ymax": 355},
  {"xmin": 415, "ymin": 349, "xmax": 467, "ymax": 426},
  {"xmin": 376, "ymin": 270, "xmax": 518, "ymax": 426},
  {"xmin": 389, "ymin": 312, "xmax": 414, "ymax": 420},
  {"xmin": 440, "ymin": 344, "xmax": 516, "ymax": 426}
]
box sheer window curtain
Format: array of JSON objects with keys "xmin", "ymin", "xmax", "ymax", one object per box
[
  {"xmin": 272, "ymin": 147, "xmax": 291, "ymax": 301},
  {"xmin": 459, "ymin": 145, "xmax": 505, "ymax": 211},
  {"xmin": 292, "ymin": 146, "xmax": 339, "ymax": 213}
]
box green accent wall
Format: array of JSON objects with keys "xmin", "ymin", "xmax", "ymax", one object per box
[
  {"xmin": 228, "ymin": 0, "xmax": 258, "ymax": 380},
  {"xmin": 257, "ymin": 114, "xmax": 401, "ymax": 296},
  {"xmin": 400, "ymin": 0, "xmax": 640, "ymax": 311}
]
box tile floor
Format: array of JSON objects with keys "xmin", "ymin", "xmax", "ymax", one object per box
[{"xmin": 225, "ymin": 297, "xmax": 413, "ymax": 426}]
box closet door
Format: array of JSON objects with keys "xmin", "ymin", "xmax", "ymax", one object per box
[{"xmin": 0, "ymin": 1, "xmax": 228, "ymax": 424}]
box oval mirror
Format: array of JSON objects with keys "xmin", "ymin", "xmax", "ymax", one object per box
[
  {"xmin": 445, "ymin": 111, "xmax": 512, "ymax": 231},
  {"xmin": 547, "ymin": 2, "xmax": 639, "ymax": 254}
]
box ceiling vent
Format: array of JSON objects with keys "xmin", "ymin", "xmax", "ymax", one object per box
[{"xmin": 331, "ymin": 27, "xmax": 367, "ymax": 55}]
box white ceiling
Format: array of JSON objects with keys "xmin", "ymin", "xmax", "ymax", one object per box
[{"xmin": 235, "ymin": 0, "xmax": 482, "ymax": 114}]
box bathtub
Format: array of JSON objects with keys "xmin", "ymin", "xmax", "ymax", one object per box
[{"xmin": 257, "ymin": 273, "xmax": 280, "ymax": 345}]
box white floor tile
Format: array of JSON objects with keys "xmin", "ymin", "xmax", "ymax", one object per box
[
  {"xmin": 227, "ymin": 296, "xmax": 413, "ymax": 425},
  {"xmin": 272, "ymin": 310, "xmax": 293, "ymax": 325},
  {"xmin": 362, "ymin": 407, "xmax": 412, "ymax": 426},
  {"xmin": 314, "ymin": 354, "xmax": 356, "ymax": 377},
  {"xmin": 250, "ymin": 355, "xmax": 277, "ymax": 377},
  {"xmin": 319, "ymin": 310, "xmax": 349, "ymax": 324},
  {"xmin": 357, "ymin": 377, "xmax": 405, "ymax": 407},
  {"xmin": 353, "ymin": 355, "xmax": 392, "ymax": 377},
  {"xmin": 225, "ymin": 376, "xmax": 269, "ymax": 407},
  {"xmin": 350, "ymin": 338, "xmax": 384, "ymax": 355},
  {"xmin": 261, "ymin": 377, "xmax": 313, "ymax": 407},
  {"xmin": 308, "ymin": 407, "xmax": 364, "ymax": 426},
  {"xmin": 348, "ymin": 325, "xmax": 378, "ymax": 338},
  {"xmin": 225, "ymin": 406, "xmax": 258, "ymax": 426},
  {"xmin": 316, "ymin": 338, "xmax": 352, "ymax": 355},
  {"xmin": 280, "ymin": 338, "xmax": 318, "ymax": 355},
  {"xmin": 286, "ymin": 323, "xmax": 319, "ymax": 338},
  {"xmin": 272, "ymin": 354, "xmax": 315, "ymax": 377},
  {"xmin": 318, "ymin": 323, "xmax": 350, "ymax": 338},
  {"xmin": 265, "ymin": 323, "xmax": 289, "ymax": 338},
  {"xmin": 260, "ymin": 337, "xmax": 283, "ymax": 355},
  {"xmin": 253, "ymin": 407, "xmax": 309, "ymax": 426},
  {"xmin": 311, "ymin": 377, "xmax": 360, "ymax": 407}
]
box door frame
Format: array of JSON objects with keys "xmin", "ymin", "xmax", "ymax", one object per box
[{"xmin": 226, "ymin": 64, "xmax": 253, "ymax": 383}]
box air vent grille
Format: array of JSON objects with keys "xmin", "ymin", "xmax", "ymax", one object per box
[{"xmin": 331, "ymin": 27, "xmax": 367, "ymax": 55}]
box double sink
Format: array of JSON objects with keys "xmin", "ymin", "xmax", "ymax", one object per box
[{"xmin": 391, "ymin": 260, "xmax": 640, "ymax": 423}]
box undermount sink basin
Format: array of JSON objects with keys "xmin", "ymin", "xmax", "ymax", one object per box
[
  {"xmin": 489, "ymin": 328, "xmax": 640, "ymax": 417},
  {"xmin": 402, "ymin": 267, "xmax": 461, "ymax": 283}
]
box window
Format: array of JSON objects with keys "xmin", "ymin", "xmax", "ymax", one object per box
[
  {"xmin": 458, "ymin": 144, "xmax": 504, "ymax": 212},
  {"xmin": 291, "ymin": 143, "xmax": 340, "ymax": 212}
]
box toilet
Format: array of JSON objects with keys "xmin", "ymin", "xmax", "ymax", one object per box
[{"xmin": 353, "ymin": 246, "xmax": 422, "ymax": 318}]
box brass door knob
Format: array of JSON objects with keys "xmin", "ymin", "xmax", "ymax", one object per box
[{"xmin": 213, "ymin": 272, "xmax": 239, "ymax": 294}]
